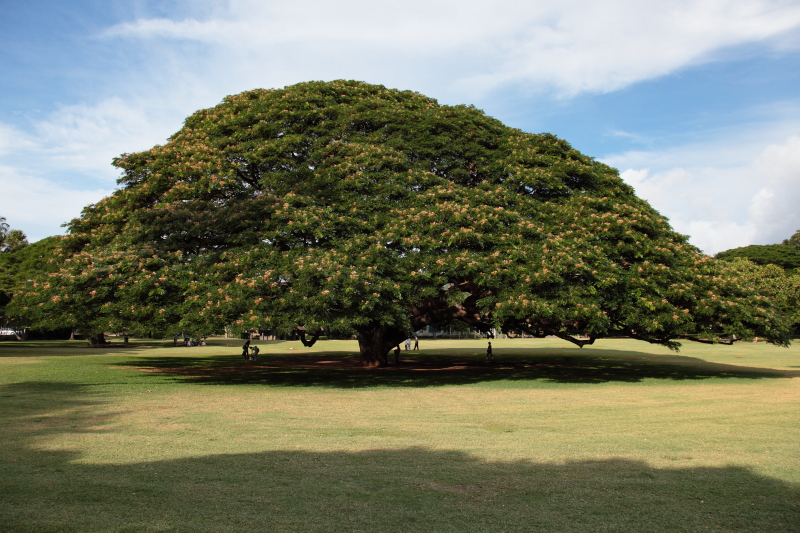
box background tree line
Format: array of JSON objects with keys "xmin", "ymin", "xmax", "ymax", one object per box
[{"xmin": 715, "ymin": 230, "xmax": 800, "ymax": 335}]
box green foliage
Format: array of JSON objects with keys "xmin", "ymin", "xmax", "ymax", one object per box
[
  {"xmin": 9, "ymin": 244, "xmax": 182, "ymax": 337},
  {"xmin": 0, "ymin": 236, "xmax": 61, "ymax": 326},
  {"xmin": 782, "ymin": 229, "xmax": 800, "ymax": 250},
  {"xmin": 9, "ymin": 81, "xmax": 791, "ymax": 362},
  {"xmin": 0, "ymin": 216, "xmax": 32, "ymax": 329},
  {"xmin": 715, "ymin": 244, "xmax": 800, "ymax": 270},
  {"xmin": 722, "ymin": 258, "xmax": 800, "ymax": 333}
]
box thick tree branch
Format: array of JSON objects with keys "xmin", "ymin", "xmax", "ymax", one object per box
[
  {"xmin": 621, "ymin": 331, "xmax": 682, "ymax": 351},
  {"xmin": 235, "ymin": 168, "xmax": 261, "ymax": 190},
  {"xmin": 552, "ymin": 332, "xmax": 597, "ymax": 348},
  {"xmin": 298, "ymin": 328, "xmax": 322, "ymax": 347},
  {"xmin": 408, "ymin": 285, "xmax": 495, "ymax": 335},
  {"xmin": 682, "ymin": 335, "xmax": 736, "ymax": 346}
]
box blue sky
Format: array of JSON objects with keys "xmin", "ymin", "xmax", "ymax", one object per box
[{"xmin": 2, "ymin": 0, "xmax": 800, "ymax": 254}]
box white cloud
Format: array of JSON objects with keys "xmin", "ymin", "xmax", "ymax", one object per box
[
  {"xmin": 29, "ymin": 97, "xmax": 183, "ymax": 179},
  {"xmin": 612, "ymin": 134, "xmax": 800, "ymax": 255},
  {"xmin": 675, "ymin": 220, "xmax": 757, "ymax": 254},
  {"xmin": 102, "ymin": 0, "xmax": 800, "ymax": 97},
  {"xmin": 748, "ymin": 135, "xmax": 800, "ymax": 242},
  {"xmin": 0, "ymin": 123, "xmax": 37, "ymax": 157},
  {"xmin": 0, "ymin": 165, "xmax": 111, "ymax": 242},
  {"xmin": 0, "ymin": 98, "xmax": 186, "ymax": 241}
]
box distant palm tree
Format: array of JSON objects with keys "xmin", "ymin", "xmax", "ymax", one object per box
[
  {"xmin": 0, "ymin": 216, "xmax": 9, "ymax": 249},
  {"xmin": 0, "ymin": 217, "xmax": 28, "ymax": 252}
]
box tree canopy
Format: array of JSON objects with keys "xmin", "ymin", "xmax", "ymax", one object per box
[
  {"xmin": 721, "ymin": 258, "xmax": 800, "ymax": 334},
  {"xmin": 0, "ymin": 235, "xmax": 60, "ymax": 332},
  {"xmin": 9, "ymin": 81, "xmax": 791, "ymax": 364},
  {"xmin": 715, "ymin": 244, "xmax": 800, "ymax": 271}
]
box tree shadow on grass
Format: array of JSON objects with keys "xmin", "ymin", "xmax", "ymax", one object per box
[
  {"xmin": 1, "ymin": 381, "xmax": 798, "ymax": 533},
  {"xmin": 113, "ymin": 348, "xmax": 800, "ymax": 388},
  {"xmin": 0, "ymin": 339, "xmax": 173, "ymax": 357}
]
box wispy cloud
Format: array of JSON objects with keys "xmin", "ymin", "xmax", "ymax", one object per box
[
  {"xmin": 103, "ymin": 0, "xmax": 800, "ymax": 97},
  {"xmin": 31, "ymin": 97, "xmax": 177, "ymax": 177},
  {"xmin": 0, "ymin": 98, "xmax": 183, "ymax": 241},
  {"xmin": 0, "ymin": 123, "xmax": 37, "ymax": 157},
  {"xmin": 0, "ymin": 165, "xmax": 111, "ymax": 242}
]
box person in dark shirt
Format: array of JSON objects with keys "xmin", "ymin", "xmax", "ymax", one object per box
[{"xmin": 242, "ymin": 340, "xmax": 251, "ymax": 359}]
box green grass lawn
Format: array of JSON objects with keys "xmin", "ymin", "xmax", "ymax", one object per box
[{"xmin": 1, "ymin": 337, "xmax": 798, "ymax": 532}]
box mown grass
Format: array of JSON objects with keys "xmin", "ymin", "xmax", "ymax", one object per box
[{"xmin": 1, "ymin": 337, "xmax": 798, "ymax": 532}]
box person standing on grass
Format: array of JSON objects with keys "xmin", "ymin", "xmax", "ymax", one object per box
[
  {"xmin": 486, "ymin": 341, "xmax": 493, "ymax": 361},
  {"xmin": 413, "ymin": 336, "xmax": 419, "ymax": 350},
  {"xmin": 405, "ymin": 338, "xmax": 411, "ymax": 350},
  {"xmin": 394, "ymin": 345, "xmax": 401, "ymax": 364},
  {"xmin": 242, "ymin": 339, "xmax": 251, "ymax": 359},
  {"xmin": 250, "ymin": 345, "xmax": 260, "ymax": 361}
]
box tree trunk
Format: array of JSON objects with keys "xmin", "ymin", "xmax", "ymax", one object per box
[
  {"xmin": 91, "ymin": 332, "xmax": 108, "ymax": 345},
  {"xmin": 355, "ymin": 325, "xmax": 406, "ymax": 367}
]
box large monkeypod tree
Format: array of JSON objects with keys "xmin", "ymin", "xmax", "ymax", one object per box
[{"xmin": 11, "ymin": 81, "xmax": 790, "ymax": 364}]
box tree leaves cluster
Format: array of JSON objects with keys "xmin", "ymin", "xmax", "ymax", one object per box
[
  {"xmin": 715, "ymin": 244, "xmax": 800, "ymax": 270},
  {"xmin": 0, "ymin": 235, "xmax": 58, "ymax": 333},
  {"xmin": 714, "ymin": 231, "xmax": 800, "ymax": 334},
  {"xmin": 721, "ymin": 258, "xmax": 800, "ymax": 334},
  {"xmin": 8, "ymin": 81, "xmax": 791, "ymax": 363}
]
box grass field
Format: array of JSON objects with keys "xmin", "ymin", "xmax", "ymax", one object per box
[{"xmin": 1, "ymin": 336, "xmax": 798, "ymax": 532}]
